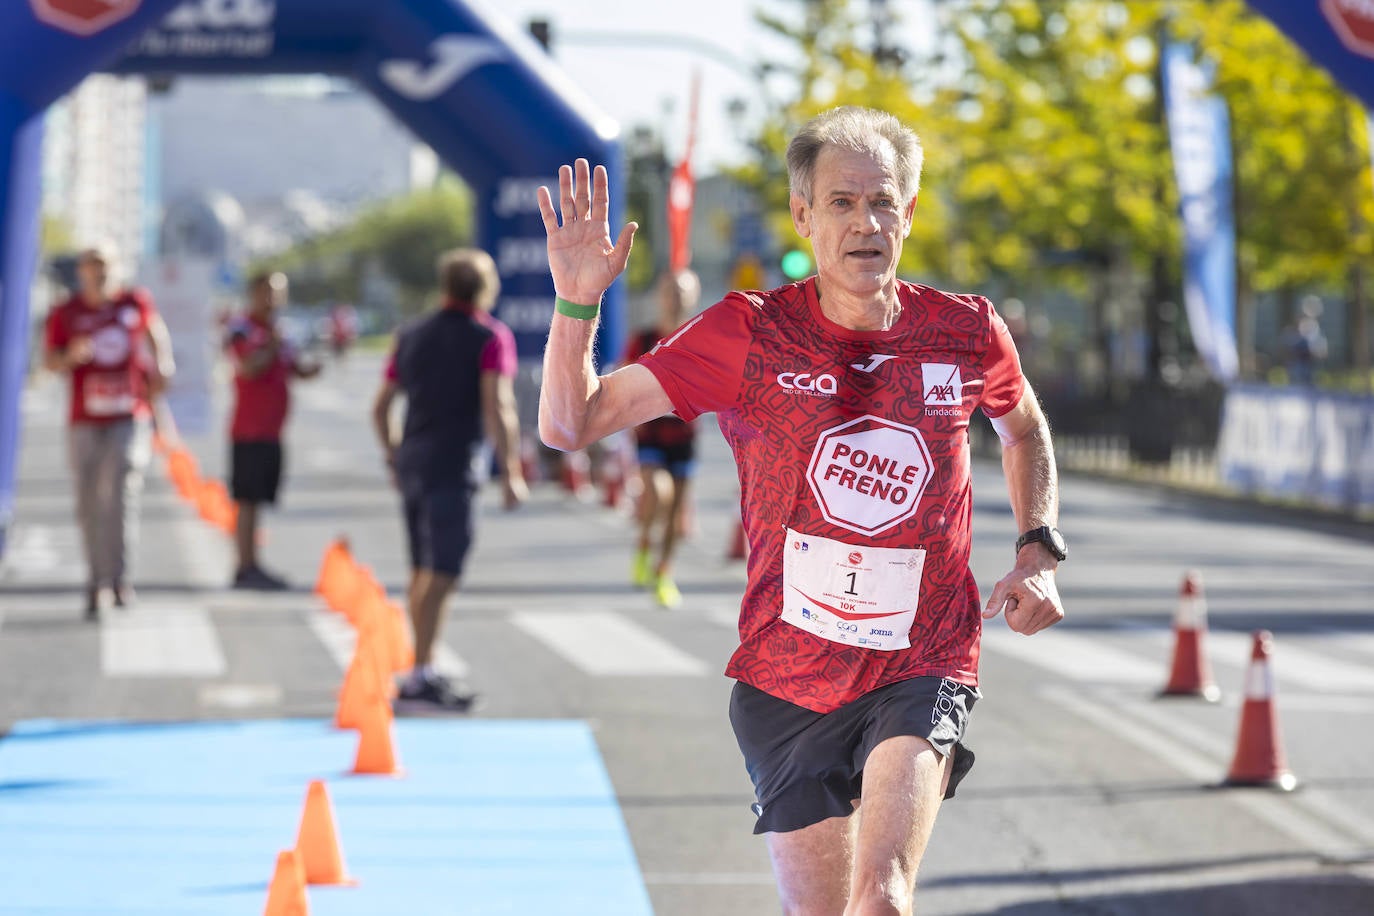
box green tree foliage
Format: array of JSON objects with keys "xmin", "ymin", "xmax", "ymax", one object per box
[
  {"xmin": 745, "ymin": 0, "xmax": 1374, "ymax": 380},
  {"xmin": 262, "ymin": 177, "xmax": 473, "ymax": 315}
]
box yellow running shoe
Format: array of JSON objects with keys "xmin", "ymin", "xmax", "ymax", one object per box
[
  {"xmin": 631, "ymin": 550, "xmax": 654, "ymax": 588},
  {"xmin": 654, "ymin": 575, "xmax": 683, "ymax": 610}
]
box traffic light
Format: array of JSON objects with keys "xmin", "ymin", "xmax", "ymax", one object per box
[{"xmin": 780, "ymin": 248, "xmax": 813, "ymax": 281}]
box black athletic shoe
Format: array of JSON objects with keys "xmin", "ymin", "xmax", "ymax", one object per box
[
  {"xmin": 394, "ymin": 673, "xmax": 479, "ymax": 715},
  {"xmin": 232, "ymin": 566, "xmax": 289, "ymax": 591},
  {"xmin": 84, "ymin": 587, "xmax": 100, "ymax": 622}
]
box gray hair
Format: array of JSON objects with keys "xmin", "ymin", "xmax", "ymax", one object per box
[{"xmin": 786, "ymin": 106, "xmax": 923, "ymax": 204}]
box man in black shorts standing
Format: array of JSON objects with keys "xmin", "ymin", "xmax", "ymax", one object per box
[
  {"xmin": 537, "ymin": 107, "xmax": 1066, "ymax": 912},
  {"xmin": 623, "ymin": 269, "xmax": 701, "ymax": 608},
  {"xmin": 371, "ymin": 248, "xmax": 527, "ymax": 713},
  {"xmin": 225, "ymin": 271, "xmax": 320, "ymax": 590}
]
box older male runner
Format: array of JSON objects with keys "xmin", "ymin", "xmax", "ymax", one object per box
[{"xmin": 537, "ymin": 107, "xmax": 1066, "ymax": 914}]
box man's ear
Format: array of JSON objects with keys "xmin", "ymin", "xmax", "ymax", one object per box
[
  {"xmin": 790, "ymin": 193, "xmax": 812, "ymax": 239},
  {"xmin": 903, "ymin": 193, "xmax": 918, "ymax": 238}
]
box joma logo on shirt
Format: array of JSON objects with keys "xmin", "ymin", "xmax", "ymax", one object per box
[{"xmin": 922, "ymin": 363, "xmax": 963, "ymax": 406}]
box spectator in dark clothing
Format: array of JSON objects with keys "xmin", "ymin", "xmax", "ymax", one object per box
[{"xmin": 371, "ymin": 248, "xmax": 527, "ymax": 713}]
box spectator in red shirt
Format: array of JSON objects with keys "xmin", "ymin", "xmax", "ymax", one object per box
[
  {"xmin": 43, "ymin": 245, "xmax": 176, "ymax": 618},
  {"xmin": 225, "ymin": 271, "xmax": 320, "ymax": 590},
  {"xmin": 371, "ymin": 248, "xmax": 527, "ymax": 713}
]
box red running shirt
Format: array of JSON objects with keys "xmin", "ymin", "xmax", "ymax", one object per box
[
  {"xmin": 227, "ymin": 316, "xmax": 295, "ymax": 442},
  {"xmin": 45, "ymin": 290, "xmax": 154, "ymax": 425},
  {"xmin": 638, "ymin": 278, "xmax": 1026, "ymax": 713},
  {"xmin": 623, "ymin": 328, "xmax": 696, "ymax": 448}
]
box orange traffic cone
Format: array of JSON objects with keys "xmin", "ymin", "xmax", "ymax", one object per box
[
  {"xmin": 334, "ymin": 642, "xmax": 388, "ymax": 730},
  {"xmin": 263, "ymin": 848, "xmax": 310, "ymax": 915},
  {"xmin": 314, "ymin": 538, "xmax": 351, "ymax": 602},
  {"xmin": 167, "ymin": 448, "xmax": 200, "ymax": 500},
  {"xmin": 1221, "ymin": 630, "xmax": 1297, "ymax": 791},
  {"xmin": 351, "ymin": 696, "xmax": 402, "ymax": 776},
  {"xmin": 294, "ymin": 780, "xmax": 357, "ymax": 886},
  {"xmin": 1159, "ymin": 571, "xmax": 1220, "ymax": 702},
  {"xmin": 726, "ymin": 518, "xmax": 748, "ymax": 561}
]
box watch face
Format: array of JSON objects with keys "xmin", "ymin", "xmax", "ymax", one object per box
[{"xmin": 1049, "ymin": 528, "xmax": 1067, "ymax": 556}]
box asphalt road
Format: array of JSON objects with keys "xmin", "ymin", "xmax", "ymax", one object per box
[{"xmin": 3, "ymin": 352, "xmax": 1373, "ymax": 915}]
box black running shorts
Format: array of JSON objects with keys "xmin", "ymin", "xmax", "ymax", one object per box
[
  {"xmin": 729, "ymin": 676, "xmax": 979, "ymax": 834},
  {"xmin": 401, "ymin": 483, "xmax": 476, "ymax": 577},
  {"xmin": 230, "ymin": 440, "xmax": 283, "ymax": 504}
]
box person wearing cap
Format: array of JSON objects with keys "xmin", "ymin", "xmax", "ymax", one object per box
[{"xmin": 43, "ymin": 246, "xmax": 176, "ymax": 618}]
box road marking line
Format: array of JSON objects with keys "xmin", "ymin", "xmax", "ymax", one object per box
[
  {"xmin": 984, "ymin": 625, "xmax": 1374, "ymax": 695},
  {"xmin": 1157, "ymin": 630, "xmax": 1374, "ymax": 695},
  {"xmin": 1044, "ymin": 686, "xmax": 1374, "ymax": 863},
  {"xmin": 511, "ymin": 610, "xmax": 708, "ymax": 676},
  {"xmin": 307, "ymin": 608, "xmax": 469, "ymax": 677},
  {"xmin": 980, "ymin": 626, "xmax": 1161, "ymax": 685},
  {"xmin": 101, "ymin": 606, "xmax": 227, "ymax": 677},
  {"xmin": 198, "ymin": 683, "xmax": 283, "ymax": 710}
]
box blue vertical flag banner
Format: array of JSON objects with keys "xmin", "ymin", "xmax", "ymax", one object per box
[{"xmin": 1162, "ymin": 42, "xmax": 1240, "ymax": 382}]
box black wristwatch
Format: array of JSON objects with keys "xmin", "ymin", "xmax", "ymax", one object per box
[{"xmin": 1016, "ymin": 526, "xmax": 1067, "ymax": 562}]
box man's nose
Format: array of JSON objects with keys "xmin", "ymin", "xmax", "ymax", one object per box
[{"xmin": 850, "ymin": 202, "xmax": 881, "ymax": 233}]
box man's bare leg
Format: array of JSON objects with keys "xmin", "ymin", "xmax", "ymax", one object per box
[
  {"xmin": 655, "ymin": 475, "xmax": 689, "ymax": 579},
  {"xmin": 765, "ymin": 811, "xmax": 859, "ymax": 916},
  {"xmin": 234, "ymin": 502, "xmax": 258, "ymax": 573},
  {"xmin": 844, "ymin": 736, "xmax": 952, "ymax": 916},
  {"xmin": 408, "ymin": 568, "xmax": 456, "ymax": 669}
]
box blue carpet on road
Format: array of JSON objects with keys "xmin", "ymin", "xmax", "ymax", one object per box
[{"xmin": 0, "ymin": 718, "xmax": 653, "ymax": 914}]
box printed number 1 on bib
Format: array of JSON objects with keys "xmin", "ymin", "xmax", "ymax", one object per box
[{"xmin": 781, "ymin": 528, "xmax": 924, "ymax": 651}]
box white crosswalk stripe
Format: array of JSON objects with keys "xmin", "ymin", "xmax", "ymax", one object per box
[
  {"xmin": 0, "ymin": 526, "xmax": 69, "ymax": 582},
  {"xmin": 512, "ymin": 610, "xmax": 708, "ymax": 676},
  {"xmin": 981, "ymin": 623, "xmax": 1374, "ymax": 696},
  {"xmin": 101, "ymin": 604, "xmax": 227, "ymax": 678},
  {"xmin": 307, "ymin": 607, "xmax": 469, "ymax": 677}
]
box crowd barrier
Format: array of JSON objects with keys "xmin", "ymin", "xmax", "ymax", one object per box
[{"xmin": 1217, "ymin": 384, "xmax": 1374, "ymax": 513}]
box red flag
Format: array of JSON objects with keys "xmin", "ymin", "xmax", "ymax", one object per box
[{"xmin": 666, "ymin": 72, "xmax": 700, "ymax": 273}]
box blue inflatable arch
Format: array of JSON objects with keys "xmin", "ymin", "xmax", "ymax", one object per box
[{"xmin": 0, "ymin": 0, "xmax": 624, "ymax": 551}]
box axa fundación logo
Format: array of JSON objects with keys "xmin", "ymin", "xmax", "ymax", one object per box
[{"xmin": 921, "ymin": 363, "xmax": 963, "ymax": 417}]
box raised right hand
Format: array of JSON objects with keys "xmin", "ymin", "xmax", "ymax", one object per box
[{"xmin": 536, "ymin": 158, "xmax": 637, "ymax": 306}]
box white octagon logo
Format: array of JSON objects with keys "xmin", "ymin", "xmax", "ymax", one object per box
[{"xmin": 806, "ymin": 414, "xmax": 933, "ymax": 536}]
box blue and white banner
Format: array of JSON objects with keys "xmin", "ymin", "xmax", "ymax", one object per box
[
  {"xmin": 1162, "ymin": 43, "xmax": 1240, "ymax": 382},
  {"xmin": 1218, "ymin": 385, "xmax": 1374, "ymax": 513}
]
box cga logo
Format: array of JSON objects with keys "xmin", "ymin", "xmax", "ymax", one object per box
[
  {"xmin": 777, "ymin": 372, "xmax": 837, "ymax": 396},
  {"xmin": 162, "ymin": 0, "xmax": 275, "ymax": 29}
]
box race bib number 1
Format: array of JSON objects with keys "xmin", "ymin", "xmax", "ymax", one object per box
[{"xmin": 781, "ymin": 527, "xmax": 925, "ymax": 651}]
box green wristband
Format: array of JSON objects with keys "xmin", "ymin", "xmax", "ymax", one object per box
[{"xmin": 555, "ymin": 297, "xmax": 600, "ymax": 320}]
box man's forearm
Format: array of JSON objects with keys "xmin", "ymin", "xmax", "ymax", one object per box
[
  {"xmin": 497, "ymin": 403, "xmax": 522, "ymax": 479},
  {"xmin": 538, "ymin": 312, "xmax": 602, "ymax": 451},
  {"xmin": 1001, "ymin": 419, "xmax": 1058, "ymax": 534}
]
